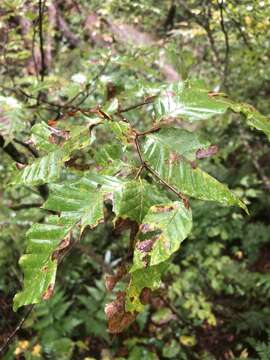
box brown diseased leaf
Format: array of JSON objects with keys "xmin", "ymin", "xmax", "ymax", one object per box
[
  {"xmin": 182, "ymin": 196, "xmax": 190, "ymax": 210},
  {"xmin": 51, "ymin": 234, "xmax": 71, "ymax": 261},
  {"xmin": 140, "ymin": 287, "xmax": 152, "ymax": 305},
  {"xmin": 16, "ymin": 163, "xmax": 26, "ymax": 170},
  {"xmin": 196, "ymin": 145, "xmax": 218, "ymax": 159},
  {"xmin": 136, "ymin": 239, "xmax": 155, "ymax": 253},
  {"xmin": 48, "ymin": 119, "xmax": 57, "ymax": 126},
  {"xmin": 168, "ymin": 152, "xmax": 181, "ymax": 165},
  {"xmin": 105, "ymin": 292, "xmax": 136, "ymax": 333},
  {"xmin": 152, "ymin": 204, "xmax": 176, "ymax": 213},
  {"xmin": 113, "ymin": 218, "xmax": 138, "ymax": 237},
  {"xmin": 42, "ymin": 283, "xmax": 54, "ymax": 300},
  {"xmin": 105, "ymin": 265, "xmax": 127, "ymax": 292},
  {"xmin": 139, "ymin": 223, "xmax": 151, "ymax": 234},
  {"xmin": 105, "ymin": 275, "xmax": 118, "ymax": 292},
  {"xmin": 47, "ymin": 126, "xmax": 70, "ymax": 145}
]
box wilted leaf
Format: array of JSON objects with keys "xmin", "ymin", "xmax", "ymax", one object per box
[
  {"xmin": 105, "ymin": 292, "xmax": 136, "ymax": 333},
  {"xmin": 196, "ymin": 145, "xmax": 218, "ymax": 159}
]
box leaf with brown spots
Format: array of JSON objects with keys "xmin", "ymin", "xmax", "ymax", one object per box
[
  {"xmin": 13, "ymin": 174, "xmax": 126, "ymax": 311},
  {"xmin": 51, "ymin": 235, "xmax": 72, "ymax": 261},
  {"xmin": 126, "ymin": 201, "xmax": 192, "ymax": 313},
  {"xmin": 196, "ymin": 145, "xmax": 218, "ymax": 159},
  {"xmin": 132, "ymin": 201, "xmax": 192, "ymax": 271},
  {"xmin": 42, "ymin": 284, "xmax": 54, "ymax": 300},
  {"xmin": 143, "ymin": 127, "xmax": 248, "ymax": 212}
]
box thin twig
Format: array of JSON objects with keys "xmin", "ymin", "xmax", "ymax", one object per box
[
  {"xmin": 31, "ymin": 16, "xmax": 39, "ymax": 80},
  {"xmin": 159, "ymin": 294, "xmax": 190, "ymax": 326},
  {"xmin": 38, "ymin": 0, "xmax": 46, "ymax": 81},
  {"xmin": 14, "ymin": 139, "xmax": 39, "ymax": 158},
  {"xmin": 134, "ymin": 134, "xmax": 189, "ymax": 207},
  {"xmin": 219, "ymin": 0, "xmax": 230, "ymax": 88},
  {"xmin": 9, "ymin": 203, "xmax": 42, "ymax": 211},
  {"xmin": 136, "ymin": 126, "xmax": 161, "ymax": 137},
  {"xmin": 0, "ymin": 305, "xmax": 34, "ymax": 356},
  {"xmin": 18, "ymin": 88, "xmax": 60, "ymax": 108},
  {"xmin": 225, "ymin": 8, "xmax": 253, "ymax": 51},
  {"xmin": 177, "ymin": 0, "xmax": 221, "ymax": 70},
  {"xmin": 135, "ymin": 165, "xmax": 144, "ymax": 179},
  {"xmin": 134, "ymin": 136, "xmax": 145, "ymax": 166},
  {"xmin": 239, "ymin": 127, "xmax": 270, "ymax": 191},
  {"xmin": 118, "ymin": 97, "xmax": 156, "ymax": 114},
  {"xmin": 65, "ymin": 56, "xmax": 111, "ymax": 108}
]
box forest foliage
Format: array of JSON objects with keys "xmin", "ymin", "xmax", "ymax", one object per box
[{"xmin": 0, "ymin": 1, "xmax": 270, "ymax": 359}]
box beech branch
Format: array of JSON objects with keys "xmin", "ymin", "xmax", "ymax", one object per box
[
  {"xmin": 134, "ymin": 133, "xmax": 189, "ymax": 208},
  {"xmin": 218, "ymin": 0, "xmax": 230, "ymax": 88}
]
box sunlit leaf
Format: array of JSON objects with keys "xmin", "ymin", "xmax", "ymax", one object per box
[
  {"xmin": 153, "ymin": 81, "xmax": 270, "ymax": 140},
  {"xmin": 153, "ymin": 81, "xmax": 228, "ymax": 121},
  {"xmin": 142, "ymin": 130, "xmax": 247, "ymax": 211},
  {"xmin": 144, "ymin": 127, "xmax": 210, "ymax": 161}
]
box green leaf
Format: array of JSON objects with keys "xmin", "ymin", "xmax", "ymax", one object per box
[
  {"xmin": 144, "ymin": 127, "xmax": 210, "ymax": 161},
  {"xmin": 82, "ymin": 173, "xmax": 124, "ymax": 214},
  {"xmin": 142, "ymin": 130, "xmax": 247, "ymax": 211},
  {"xmin": 94, "ymin": 143, "xmax": 123, "ymax": 166},
  {"xmin": 43, "ymin": 175, "xmax": 124, "ymax": 228},
  {"xmin": 13, "ymin": 216, "xmax": 72, "ymax": 311},
  {"xmin": 11, "ymin": 126, "xmax": 91, "ymax": 186},
  {"xmin": 13, "ymin": 149, "xmax": 65, "ymax": 185},
  {"xmin": 115, "ymin": 179, "xmax": 168, "ymax": 223},
  {"xmin": 131, "ymin": 201, "xmax": 192, "ymax": 271},
  {"xmin": 126, "ymin": 262, "xmax": 168, "ymax": 313},
  {"xmin": 31, "ymin": 122, "xmax": 59, "ymax": 152},
  {"xmin": 106, "ymin": 120, "xmax": 132, "ymax": 145},
  {"xmin": 126, "ymin": 201, "xmax": 192, "ymax": 312},
  {"xmin": 153, "ymin": 81, "xmax": 228, "ymax": 121},
  {"xmin": 153, "ymin": 81, "xmax": 270, "ymax": 139},
  {"xmin": 222, "ymin": 99, "xmax": 270, "ymax": 140},
  {"xmin": 13, "ymin": 175, "xmax": 119, "ymax": 311},
  {"xmin": 94, "ymin": 143, "xmax": 125, "ymax": 175},
  {"xmin": 43, "ymin": 181, "xmax": 104, "ymax": 229},
  {"xmin": 0, "ymin": 95, "xmax": 27, "ymax": 143}
]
